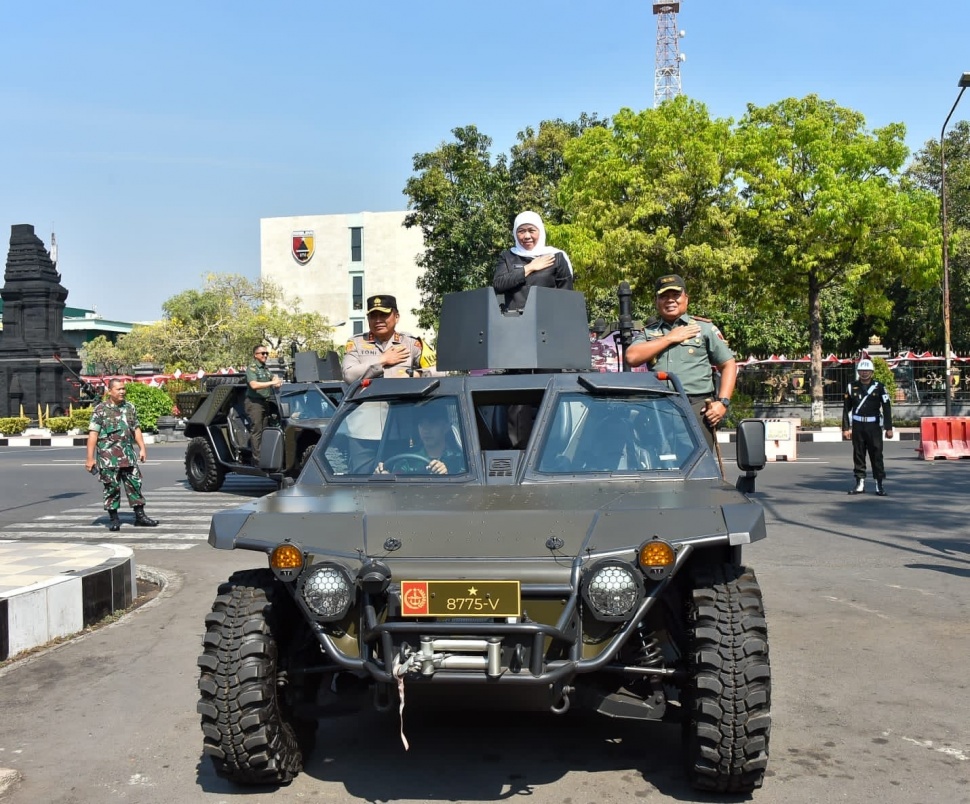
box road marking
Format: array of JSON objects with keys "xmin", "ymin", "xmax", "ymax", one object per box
[
  {"xmin": 901, "ymin": 736, "xmax": 968, "ymax": 761},
  {"xmin": 820, "ymin": 595, "xmax": 888, "ymax": 619}
]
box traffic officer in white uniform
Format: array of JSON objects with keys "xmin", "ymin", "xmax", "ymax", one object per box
[
  {"xmin": 341, "ymin": 295, "xmax": 426, "ymax": 383},
  {"xmin": 842, "ymin": 357, "xmax": 893, "ymax": 496}
]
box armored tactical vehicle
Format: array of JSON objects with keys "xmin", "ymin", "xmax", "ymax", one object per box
[
  {"xmin": 183, "ymin": 353, "xmax": 345, "ymax": 491},
  {"xmin": 196, "ymin": 287, "xmax": 771, "ymax": 793}
]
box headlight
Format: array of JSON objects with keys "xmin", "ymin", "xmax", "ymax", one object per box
[
  {"xmin": 582, "ymin": 560, "xmax": 644, "ymax": 621},
  {"xmin": 298, "ymin": 563, "xmax": 354, "ymax": 620}
]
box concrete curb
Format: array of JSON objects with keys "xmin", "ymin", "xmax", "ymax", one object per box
[{"xmin": 0, "ymin": 543, "xmax": 135, "ymax": 662}]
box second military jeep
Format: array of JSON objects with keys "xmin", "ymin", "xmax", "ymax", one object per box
[
  {"xmin": 183, "ymin": 360, "xmax": 345, "ymax": 491},
  {"xmin": 196, "ymin": 288, "xmax": 771, "ymax": 793}
]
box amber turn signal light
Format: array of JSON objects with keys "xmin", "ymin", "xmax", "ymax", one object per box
[
  {"xmin": 638, "ymin": 539, "xmax": 675, "ymax": 580},
  {"xmin": 271, "ymin": 543, "xmax": 304, "ymax": 573}
]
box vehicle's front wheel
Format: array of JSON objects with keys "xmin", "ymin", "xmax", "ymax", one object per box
[
  {"xmin": 197, "ymin": 569, "xmax": 314, "ymax": 785},
  {"xmin": 185, "ymin": 436, "xmax": 225, "ymax": 492},
  {"xmin": 294, "ymin": 441, "xmax": 317, "ymax": 477},
  {"xmin": 683, "ymin": 563, "xmax": 770, "ymax": 793}
]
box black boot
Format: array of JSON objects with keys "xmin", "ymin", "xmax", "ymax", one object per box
[
  {"xmin": 875, "ymin": 480, "xmax": 887, "ymax": 497},
  {"xmin": 848, "ymin": 478, "xmax": 865, "ymax": 495},
  {"xmin": 108, "ymin": 510, "xmax": 121, "ymax": 532},
  {"xmin": 133, "ymin": 506, "xmax": 158, "ymax": 527}
]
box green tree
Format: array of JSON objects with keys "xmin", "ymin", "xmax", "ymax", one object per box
[
  {"xmin": 404, "ymin": 118, "xmax": 603, "ymax": 331},
  {"xmin": 113, "ymin": 274, "xmax": 336, "ymax": 372},
  {"xmin": 735, "ymin": 95, "xmax": 940, "ymax": 420},
  {"xmin": 79, "ymin": 335, "xmax": 126, "ymax": 376},
  {"xmin": 509, "ymin": 114, "xmax": 607, "ymax": 225},
  {"xmin": 557, "ymin": 97, "xmax": 755, "ymax": 319},
  {"xmin": 404, "ymin": 126, "xmax": 513, "ymax": 331},
  {"xmin": 902, "ymin": 120, "xmax": 970, "ymax": 353}
]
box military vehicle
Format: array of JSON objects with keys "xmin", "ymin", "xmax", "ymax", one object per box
[
  {"xmin": 196, "ymin": 287, "xmax": 771, "ymax": 793},
  {"xmin": 183, "ymin": 353, "xmax": 345, "ymax": 491}
]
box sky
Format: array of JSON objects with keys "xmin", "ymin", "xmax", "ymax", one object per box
[{"xmin": 2, "ymin": 0, "xmax": 969, "ymax": 323}]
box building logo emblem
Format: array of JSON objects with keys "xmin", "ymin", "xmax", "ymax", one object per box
[{"xmin": 291, "ymin": 230, "xmax": 314, "ymax": 264}]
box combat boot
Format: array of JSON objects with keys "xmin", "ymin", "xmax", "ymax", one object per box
[
  {"xmin": 848, "ymin": 478, "xmax": 865, "ymax": 495},
  {"xmin": 875, "ymin": 480, "xmax": 887, "ymax": 497},
  {"xmin": 108, "ymin": 510, "xmax": 121, "ymax": 532},
  {"xmin": 133, "ymin": 506, "xmax": 159, "ymax": 527}
]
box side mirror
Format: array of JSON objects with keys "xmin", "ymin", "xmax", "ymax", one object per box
[
  {"xmin": 279, "ymin": 402, "xmax": 291, "ymax": 419},
  {"xmin": 258, "ymin": 427, "xmax": 285, "ymax": 471},
  {"xmin": 735, "ymin": 419, "xmax": 766, "ymax": 494},
  {"xmin": 736, "ymin": 419, "xmax": 766, "ymax": 471}
]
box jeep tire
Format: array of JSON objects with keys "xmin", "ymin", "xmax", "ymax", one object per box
[
  {"xmin": 185, "ymin": 436, "xmax": 226, "ymax": 492},
  {"xmin": 683, "ymin": 563, "xmax": 770, "ymax": 793},
  {"xmin": 197, "ymin": 569, "xmax": 313, "ymax": 785}
]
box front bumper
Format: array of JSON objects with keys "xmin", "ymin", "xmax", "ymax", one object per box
[{"xmin": 304, "ymin": 544, "xmax": 693, "ymax": 686}]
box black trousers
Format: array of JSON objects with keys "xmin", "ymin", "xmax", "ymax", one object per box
[{"xmin": 851, "ymin": 422, "xmax": 885, "ymax": 480}]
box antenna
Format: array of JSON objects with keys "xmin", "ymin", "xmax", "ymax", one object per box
[{"xmin": 653, "ymin": 3, "xmax": 686, "ymax": 107}]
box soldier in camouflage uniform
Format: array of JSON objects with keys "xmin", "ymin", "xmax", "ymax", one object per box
[
  {"xmin": 626, "ymin": 274, "xmax": 737, "ymax": 450},
  {"xmin": 85, "ymin": 378, "xmax": 159, "ymax": 532}
]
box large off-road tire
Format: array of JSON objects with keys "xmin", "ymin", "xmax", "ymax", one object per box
[
  {"xmin": 296, "ymin": 442, "xmax": 317, "ymax": 476},
  {"xmin": 197, "ymin": 569, "xmax": 313, "ymax": 785},
  {"xmin": 185, "ymin": 436, "xmax": 226, "ymax": 492},
  {"xmin": 683, "ymin": 563, "xmax": 770, "ymax": 793}
]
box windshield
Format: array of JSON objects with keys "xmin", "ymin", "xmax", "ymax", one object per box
[
  {"xmin": 282, "ymin": 386, "xmax": 338, "ymax": 420},
  {"xmin": 536, "ymin": 393, "xmax": 699, "ymax": 474},
  {"xmin": 322, "ymin": 396, "xmax": 468, "ymax": 477}
]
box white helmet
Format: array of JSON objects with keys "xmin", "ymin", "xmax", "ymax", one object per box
[{"xmin": 856, "ymin": 359, "xmax": 874, "ymax": 371}]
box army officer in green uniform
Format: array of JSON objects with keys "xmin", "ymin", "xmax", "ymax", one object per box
[{"xmin": 626, "ymin": 274, "xmax": 737, "ymax": 449}]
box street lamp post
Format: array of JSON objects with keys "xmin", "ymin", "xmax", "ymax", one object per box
[{"xmin": 940, "ymin": 72, "xmax": 970, "ymax": 417}]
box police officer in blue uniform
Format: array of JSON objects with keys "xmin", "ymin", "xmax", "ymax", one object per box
[
  {"xmin": 842, "ymin": 358, "xmax": 893, "ymax": 496},
  {"xmin": 626, "ymin": 274, "xmax": 736, "ymax": 450}
]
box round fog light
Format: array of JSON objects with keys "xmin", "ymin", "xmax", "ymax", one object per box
[
  {"xmin": 300, "ymin": 563, "xmax": 354, "ymax": 620},
  {"xmin": 583, "ymin": 561, "xmax": 643, "ymax": 620}
]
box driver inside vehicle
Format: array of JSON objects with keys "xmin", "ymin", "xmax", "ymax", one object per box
[{"xmin": 375, "ymin": 408, "xmax": 465, "ymax": 475}]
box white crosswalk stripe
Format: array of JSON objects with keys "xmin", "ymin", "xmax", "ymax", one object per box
[{"xmin": 0, "ymin": 477, "xmax": 276, "ymax": 547}]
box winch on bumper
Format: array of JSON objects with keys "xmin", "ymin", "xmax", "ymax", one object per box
[{"xmin": 278, "ymin": 538, "xmax": 692, "ymax": 687}]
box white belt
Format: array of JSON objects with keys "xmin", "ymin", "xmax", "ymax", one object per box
[{"xmin": 852, "ymin": 415, "xmax": 877, "ymax": 423}]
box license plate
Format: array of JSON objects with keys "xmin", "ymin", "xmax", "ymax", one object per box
[{"xmin": 400, "ymin": 580, "xmax": 521, "ymax": 618}]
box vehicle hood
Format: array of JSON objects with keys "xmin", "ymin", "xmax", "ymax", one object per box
[{"xmin": 210, "ymin": 482, "xmax": 765, "ymax": 559}]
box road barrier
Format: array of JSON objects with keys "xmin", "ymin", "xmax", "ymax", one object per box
[
  {"xmin": 762, "ymin": 418, "xmax": 799, "ymax": 462},
  {"xmin": 917, "ymin": 417, "xmax": 970, "ymax": 460}
]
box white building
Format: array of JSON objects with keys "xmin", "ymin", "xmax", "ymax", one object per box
[{"xmin": 260, "ymin": 211, "xmax": 430, "ymax": 348}]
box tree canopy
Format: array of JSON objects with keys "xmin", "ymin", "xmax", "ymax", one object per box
[{"xmin": 81, "ymin": 274, "xmax": 337, "ymax": 374}]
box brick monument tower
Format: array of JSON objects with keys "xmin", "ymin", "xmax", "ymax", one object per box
[{"xmin": 0, "ymin": 224, "xmax": 82, "ymax": 418}]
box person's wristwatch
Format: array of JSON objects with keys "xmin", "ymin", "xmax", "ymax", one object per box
[{"xmin": 718, "ymin": 397, "xmax": 731, "ymax": 408}]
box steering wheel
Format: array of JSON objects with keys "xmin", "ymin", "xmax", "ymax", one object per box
[{"xmin": 382, "ymin": 452, "xmax": 431, "ymax": 474}]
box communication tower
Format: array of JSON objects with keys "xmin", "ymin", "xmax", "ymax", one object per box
[{"xmin": 653, "ymin": 3, "xmax": 686, "ymax": 107}]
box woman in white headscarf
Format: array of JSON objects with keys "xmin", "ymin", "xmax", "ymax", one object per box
[{"xmin": 493, "ymin": 211, "xmax": 573, "ymax": 312}]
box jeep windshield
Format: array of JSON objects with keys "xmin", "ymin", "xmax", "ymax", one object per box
[
  {"xmin": 322, "ymin": 396, "xmax": 469, "ymax": 477},
  {"xmin": 536, "ymin": 392, "xmax": 699, "ymax": 474},
  {"xmin": 282, "ymin": 386, "xmax": 338, "ymax": 420}
]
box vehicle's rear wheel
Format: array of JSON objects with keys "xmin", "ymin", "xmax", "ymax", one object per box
[
  {"xmin": 197, "ymin": 569, "xmax": 314, "ymax": 785},
  {"xmin": 683, "ymin": 563, "xmax": 770, "ymax": 793},
  {"xmin": 185, "ymin": 436, "xmax": 225, "ymax": 492}
]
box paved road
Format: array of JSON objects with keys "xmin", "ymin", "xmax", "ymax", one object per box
[{"xmin": 0, "ymin": 440, "xmax": 968, "ymax": 803}]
